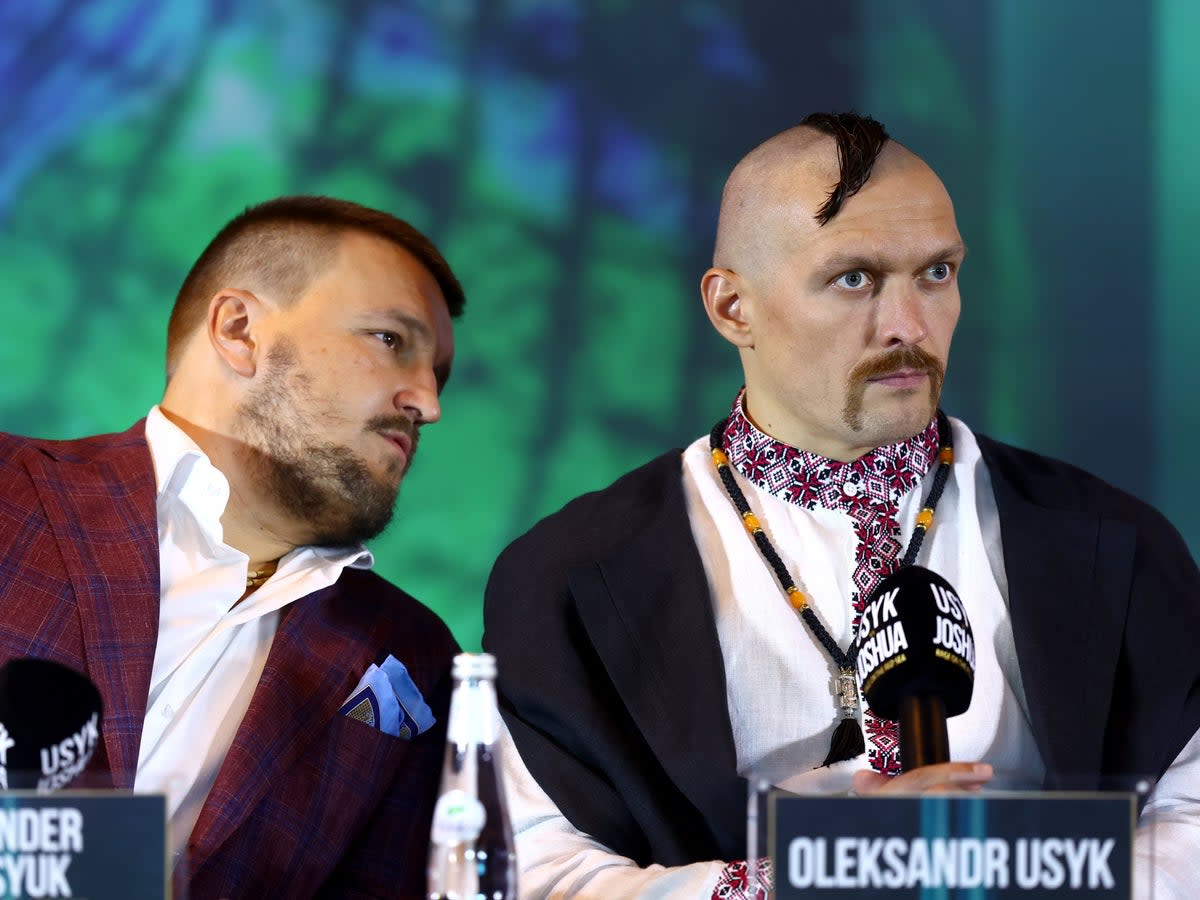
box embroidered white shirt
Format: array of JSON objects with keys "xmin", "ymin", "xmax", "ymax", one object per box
[
  {"xmin": 135, "ymin": 406, "xmax": 372, "ymax": 862},
  {"xmin": 500, "ymin": 418, "xmax": 1200, "ymax": 899}
]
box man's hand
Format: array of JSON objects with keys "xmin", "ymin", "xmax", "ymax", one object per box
[{"xmin": 853, "ymin": 762, "xmax": 993, "ymax": 795}]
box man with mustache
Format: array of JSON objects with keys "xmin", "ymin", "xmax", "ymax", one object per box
[
  {"xmin": 0, "ymin": 196, "xmax": 464, "ymax": 896},
  {"xmin": 484, "ymin": 113, "xmax": 1200, "ymax": 897}
]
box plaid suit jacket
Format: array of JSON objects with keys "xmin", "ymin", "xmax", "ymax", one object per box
[{"xmin": 0, "ymin": 423, "xmax": 459, "ymax": 898}]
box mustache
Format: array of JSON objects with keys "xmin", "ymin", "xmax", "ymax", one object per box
[
  {"xmin": 849, "ymin": 345, "xmax": 944, "ymax": 385},
  {"xmin": 366, "ymin": 415, "xmax": 420, "ymax": 450},
  {"xmin": 841, "ymin": 344, "xmax": 945, "ymax": 433}
]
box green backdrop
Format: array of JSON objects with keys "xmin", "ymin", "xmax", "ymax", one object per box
[{"xmin": 2, "ymin": 1, "xmax": 1197, "ymax": 649}]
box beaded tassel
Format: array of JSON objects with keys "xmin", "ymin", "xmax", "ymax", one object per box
[{"xmin": 709, "ymin": 411, "xmax": 954, "ymax": 768}]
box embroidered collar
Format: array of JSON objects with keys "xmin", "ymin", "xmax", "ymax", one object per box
[{"xmin": 721, "ymin": 389, "xmax": 940, "ymax": 514}]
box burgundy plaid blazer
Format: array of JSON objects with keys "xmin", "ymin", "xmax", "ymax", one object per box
[{"xmin": 0, "ymin": 423, "xmax": 459, "ymax": 898}]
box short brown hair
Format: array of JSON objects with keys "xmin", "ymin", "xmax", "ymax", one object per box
[{"xmin": 165, "ymin": 195, "xmax": 465, "ymax": 376}]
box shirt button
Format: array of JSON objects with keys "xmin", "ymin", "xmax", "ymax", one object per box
[
  {"xmin": 843, "ymin": 482, "xmax": 859, "ymax": 497},
  {"xmin": 162, "ymin": 705, "xmax": 174, "ymax": 719}
]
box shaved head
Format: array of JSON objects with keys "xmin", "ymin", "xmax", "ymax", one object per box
[
  {"xmin": 700, "ymin": 110, "xmax": 963, "ymax": 459},
  {"xmin": 713, "ymin": 113, "xmax": 925, "ymax": 280}
]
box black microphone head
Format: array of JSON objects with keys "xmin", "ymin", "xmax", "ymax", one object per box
[
  {"xmin": 0, "ymin": 658, "xmax": 103, "ymax": 792},
  {"xmin": 855, "ymin": 566, "xmax": 975, "ymax": 721}
]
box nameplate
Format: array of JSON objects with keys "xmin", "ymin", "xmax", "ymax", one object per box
[
  {"xmin": 0, "ymin": 792, "xmax": 167, "ymax": 899},
  {"xmin": 769, "ymin": 793, "xmax": 1134, "ymax": 897}
]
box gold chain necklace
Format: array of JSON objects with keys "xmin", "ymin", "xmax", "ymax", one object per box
[{"xmin": 245, "ymin": 558, "xmax": 280, "ymax": 592}]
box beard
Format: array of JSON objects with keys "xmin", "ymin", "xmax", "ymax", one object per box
[
  {"xmin": 842, "ymin": 344, "xmax": 945, "ymax": 434},
  {"xmin": 233, "ymin": 340, "xmax": 417, "ymax": 547}
]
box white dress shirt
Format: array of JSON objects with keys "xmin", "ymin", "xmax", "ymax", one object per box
[
  {"xmin": 501, "ymin": 418, "xmax": 1200, "ymax": 899},
  {"xmin": 135, "ymin": 407, "xmax": 372, "ymax": 862}
]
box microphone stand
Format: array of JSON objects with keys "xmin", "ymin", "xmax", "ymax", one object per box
[{"xmin": 898, "ymin": 694, "xmax": 949, "ymax": 771}]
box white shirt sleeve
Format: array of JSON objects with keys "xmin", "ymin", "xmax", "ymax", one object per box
[
  {"xmin": 500, "ymin": 725, "xmax": 726, "ymax": 899},
  {"xmin": 1135, "ymin": 724, "xmax": 1200, "ymax": 899}
]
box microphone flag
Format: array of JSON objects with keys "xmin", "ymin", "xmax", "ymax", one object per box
[
  {"xmin": 0, "ymin": 658, "xmax": 103, "ymax": 792},
  {"xmin": 855, "ymin": 565, "xmax": 975, "ymax": 721}
]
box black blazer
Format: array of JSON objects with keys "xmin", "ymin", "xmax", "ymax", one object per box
[{"xmin": 483, "ymin": 433, "xmax": 1200, "ymax": 868}]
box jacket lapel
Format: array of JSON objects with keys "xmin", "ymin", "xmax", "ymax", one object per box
[
  {"xmin": 980, "ymin": 438, "xmax": 1132, "ymax": 788},
  {"xmin": 570, "ymin": 436, "xmax": 1136, "ymax": 821},
  {"xmin": 569, "ymin": 464, "xmax": 746, "ymax": 857},
  {"xmin": 28, "ymin": 425, "xmax": 160, "ymax": 788},
  {"xmin": 186, "ymin": 582, "xmax": 379, "ymax": 870}
]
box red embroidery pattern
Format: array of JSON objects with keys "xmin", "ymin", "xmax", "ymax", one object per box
[
  {"xmin": 723, "ymin": 391, "xmax": 939, "ymax": 775},
  {"xmin": 711, "ymin": 858, "xmax": 773, "ymax": 900}
]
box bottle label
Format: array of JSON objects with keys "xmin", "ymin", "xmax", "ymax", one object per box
[{"xmin": 430, "ymin": 788, "xmax": 487, "ymax": 844}]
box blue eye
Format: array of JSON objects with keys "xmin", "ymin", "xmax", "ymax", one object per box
[
  {"xmin": 926, "ymin": 263, "xmax": 953, "ymax": 282},
  {"xmin": 834, "ymin": 270, "xmax": 871, "ymax": 290}
]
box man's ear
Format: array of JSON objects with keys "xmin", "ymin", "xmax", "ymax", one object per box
[
  {"xmin": 207, "ymin": 289, "xmax": 262, "ymax": 378},
  {"xmin": 700, "ymin": 267, "xmax": 754, "ymax": 348}
]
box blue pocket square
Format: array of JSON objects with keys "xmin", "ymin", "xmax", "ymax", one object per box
[{"xmin": 339, "ymin": 655, "xmax": 435, "ymax": 739}]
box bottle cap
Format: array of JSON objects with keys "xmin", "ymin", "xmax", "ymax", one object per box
[{"xmin": 452, "ymin": 652, "xmax": 497, "ymax": 680}]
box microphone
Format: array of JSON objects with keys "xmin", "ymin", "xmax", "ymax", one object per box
[
  {"xmin": 0, "ymin": 658, "xmax": 103, "ymax": 792},
  {"xmin": 854, "ymin": 566, "xmax": 975, "ymax": 770}
]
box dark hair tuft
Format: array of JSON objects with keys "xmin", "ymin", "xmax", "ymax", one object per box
[{"xmin": 800, "ymin": 112, "xmax": 890, "ymax": 225}]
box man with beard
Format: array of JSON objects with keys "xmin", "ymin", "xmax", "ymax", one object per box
[
  {"xmin": 483, "ymin": 113, "xmax": 1200, "ymax": 897},
  {"xmin": 0, "ymin": 196, "xmax": 464, "ymax": 896}
]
